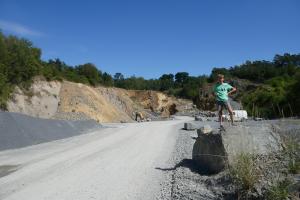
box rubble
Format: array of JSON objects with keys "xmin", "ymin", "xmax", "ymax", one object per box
[{"xmin": 194, "ymin": 116, "xmax": 205, "ymax": 121}]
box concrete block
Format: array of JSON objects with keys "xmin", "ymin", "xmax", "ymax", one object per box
[
  {"xmin": 192, "ymin": 123, "xmax": 282, "ymax": 174},
  {"xmin": 184, "ymin": 122, "xmax": 194, "ymax": 130}
]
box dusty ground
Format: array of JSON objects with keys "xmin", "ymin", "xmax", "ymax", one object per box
[
  {"xmin": 0, "ymin": 116, "xmax": 192, "ymax": 200},
  {"xmin": 1, "ymin": 114, "xmax": 298, "ymax": 200}
]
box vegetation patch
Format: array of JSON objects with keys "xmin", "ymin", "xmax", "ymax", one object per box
[
  {"xmin": 229, "ymin": 152, "xmax": 261, "ymax": 198},
  {"xmin": 227, "ymin": 129, "xmax": 300, "ymax": 199}
]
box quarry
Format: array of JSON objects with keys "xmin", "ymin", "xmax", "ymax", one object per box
[{"xmin": 0, "ymin": 80, "xmax": 299, "ymax": 200}]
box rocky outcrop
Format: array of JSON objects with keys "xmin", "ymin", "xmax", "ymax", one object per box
[
  {"xmin": 7, "ymin": 79, "xmax": 61, "ymax": 118},
  {"xmin": 192, "ymin": 123, "xmax": 282, "ymax": 174},
  {"xmin": 7, "ymin": 80, "xmax": 195, "ymax": 122},
  {"xmin": 56, "ymin": 82, "xmax": 133, "ymax": 122}
]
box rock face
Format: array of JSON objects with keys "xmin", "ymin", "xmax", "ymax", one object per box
[
  {"xmin": 192, "ymin": 123, "xmax": 282, "ymax": 174},
  {"xmin": 56, "ymin": 82, "xmax": 133, "ymax": 122},
  {"xmin": 7, "ymin": 79, "xmax": 61, "ymax": 118},
  {"xmin": 7, "ymin": 80, "xmax": 195, "ymax": 122},
  {"xmin": 192, "ymin": 126, "xmax": 227, "ymax": 174}
]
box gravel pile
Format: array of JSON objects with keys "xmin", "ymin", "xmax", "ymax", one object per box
[{"xmin": 0, "ymin": 111, "xmax": 102, "ymax": 151}]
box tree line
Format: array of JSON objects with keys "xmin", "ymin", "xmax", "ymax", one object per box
[
  {"xmin": 208, "ymin": 54, "xmax": 300, "ymax": 118},
  {"xmin": 0, "ymin": 32, "xmax": 300, "ymax": 118}
]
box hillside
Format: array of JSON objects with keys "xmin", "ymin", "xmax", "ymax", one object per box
[
  {"xmin": 7, "ymin": 78, "xmax": 194, "ymax": 123},
  {"xmin": 1, "ymin": 33, "xmax": 299, "ymax": 119}
]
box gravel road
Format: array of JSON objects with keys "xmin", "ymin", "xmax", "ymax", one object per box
[{"xmin": 0, "ymin": 116, "xmax": 192, "ymax": 200}]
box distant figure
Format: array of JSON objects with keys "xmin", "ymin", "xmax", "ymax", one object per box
[
  {"xmin": 213, "ymin": 74, "xmax": 237, "ymax": 129},
  {"xmin": 135, "ymin": 112, "xmax": 144, "ymax": 122}
]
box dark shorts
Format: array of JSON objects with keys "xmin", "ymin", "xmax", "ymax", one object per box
[{"xmin": 216, "ymin": 100, "xmax": 232, "ymax": 111}]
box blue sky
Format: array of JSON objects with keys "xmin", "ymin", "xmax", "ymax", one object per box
[{"xmin": 0, "ymin": 0, "xmax": 299, "ymax": 78}]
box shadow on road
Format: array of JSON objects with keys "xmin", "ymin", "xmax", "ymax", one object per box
[
  {"xmin": 0, "ymin": 165, "xmax": 19, "ymax": 178},
  {"xmin": 155, "ymin": 159, "xmax": 212, "ymax": 175}
]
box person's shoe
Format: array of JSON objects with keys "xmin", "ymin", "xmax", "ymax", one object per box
[
  {"xmin": 219, "ymin": 125, "xmax": 226, "ymax": 131},
  {"xmin": 231, "ymin": 123, "xmax": 237, "ymax": 126}
]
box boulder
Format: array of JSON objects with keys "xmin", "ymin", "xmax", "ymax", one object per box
[
  {"xmin": 184, "ymin": 122, "xmax": 195, "ymax": 130},
  {"xmin": 192, "ymin": 123, "xmax": 282, "ymax": 174},
  {"xmin": 197, "ymin": 124, "xmax": 213, "ymax": 136},
  {"xmin": 192, "ymin": 129, "xmax": 226, "ymax": 174},
  {"xmin": 221, "ymin": 123, "xmax": 282, "ymax": 162}
]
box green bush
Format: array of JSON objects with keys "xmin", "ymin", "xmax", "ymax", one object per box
[{"xmin": 241, "ymin": 75, "xmax": 296, "ymax": 119}]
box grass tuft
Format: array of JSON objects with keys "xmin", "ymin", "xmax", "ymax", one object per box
[
  {"xmin": 282, "ymin": 135, "xmax": 300, "ymax": 174},
  {"xmin": 266, "ymin": 179, "xmax": 291, "ymax": 200},
  {"xmin": 229, "ymin": 152, "xmax": 261, "ymax": 193}
]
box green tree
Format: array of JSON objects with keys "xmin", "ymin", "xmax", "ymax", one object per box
[
  {"xmin": 102, "ymin": 72, "xmax": 114, "ymax": 86},
  {"xmin": 114, "ymin": 73, "xmax": 124, "ymax": 80},
  {"xmin": 175, "ymin": 72, "xmax": 189, "ymax": 87},
  {"xmin": 76, "ymin": 63, "xmax": 101, "ymax": 86},
  {"xmin": 159, "ymin": 74, "xmax": 174, "ymax": 91},
  {"xmin": 209, "ymin": 67, "xmax": 231, "ymax": 82}
]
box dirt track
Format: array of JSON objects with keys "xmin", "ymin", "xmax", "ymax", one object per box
[{"xmin": 0, "ymin": 116, "xmax": 192, "ymax": 200}]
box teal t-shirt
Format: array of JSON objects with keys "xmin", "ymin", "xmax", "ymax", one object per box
[{"xmin": 213, "ymin": 82, "xmax": 233, "ymax": 102}]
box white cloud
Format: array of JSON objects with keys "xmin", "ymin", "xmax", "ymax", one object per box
[{"xmin": 0, "ymin": 20, "xmax": 43, "ymax": 37}]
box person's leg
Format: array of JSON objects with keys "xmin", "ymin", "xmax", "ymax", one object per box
[
  {"xmin": 218, "ymin": 104, "xmax": 223, "ymax": 127},
  {"xmin": 226, "ymin": 102, "xmax": 234, "ymax": 125}
]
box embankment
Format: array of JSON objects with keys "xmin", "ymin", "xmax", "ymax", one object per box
[{"xmin": 0, "ymin": 111, "xmax": 102, "ymax": 151}]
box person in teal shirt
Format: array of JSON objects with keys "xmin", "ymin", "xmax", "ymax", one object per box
[{"xmin": 213, "ymin": 74, "xmax": 237, "ymax": 129}]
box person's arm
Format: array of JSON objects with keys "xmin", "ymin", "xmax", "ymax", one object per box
[{"xmin": 227, "ymin": 87, "xmax": 236, "ymax": 96}]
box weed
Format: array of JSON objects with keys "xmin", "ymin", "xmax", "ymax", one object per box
[
  {"xmin": 266, "ymin": 179, "xmax": 291, "ymax": 200},
  {"xmin": 282, "ymin": 135, "xmax": 300, "ymax": 174},
  {"xmin": 229, "ymin": 152, "xmax": 261, "ymax": 193}
]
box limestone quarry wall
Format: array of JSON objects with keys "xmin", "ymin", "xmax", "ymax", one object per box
[
  {"xmin": 7, "ymin": 80, "xmax": 61, "ymax": 119},
  {"xmin": 7, "ymin": 80, "xmax": 193, "ymax": 122}
]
